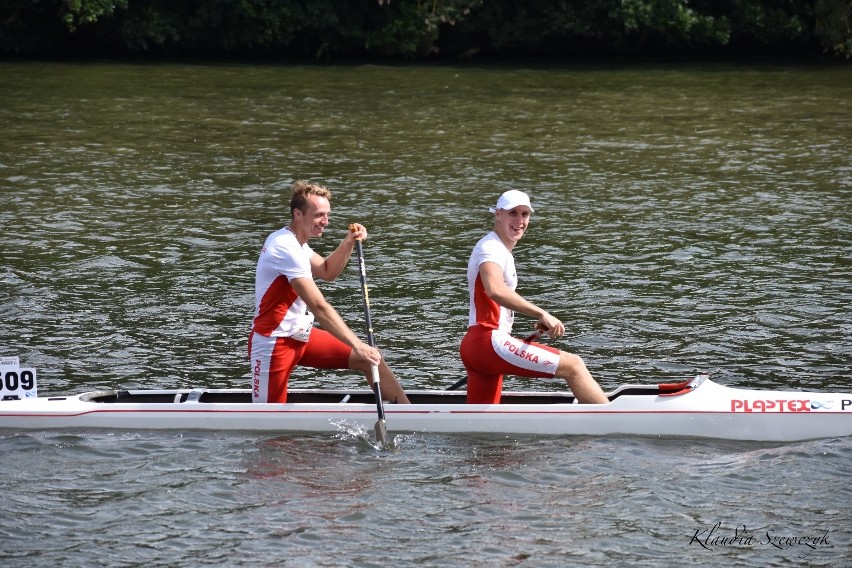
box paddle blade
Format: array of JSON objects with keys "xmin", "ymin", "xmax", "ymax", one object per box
[{"xmin": 374, "ymin": 419, "xmax": 388, "ymax": 447}]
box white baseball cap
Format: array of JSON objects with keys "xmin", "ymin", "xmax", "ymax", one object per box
[{"xmin": 489, "ymin": 190, "xmax": 534, "ymax": 213}]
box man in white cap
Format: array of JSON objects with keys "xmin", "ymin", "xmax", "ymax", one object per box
[{"xmin": 459, "ymin": 189, "xmax": 609, "ymax": 404}]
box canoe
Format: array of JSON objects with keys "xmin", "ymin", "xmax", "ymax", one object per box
[{"xmin": 0, "ymin": 375, "xmax": 850, "ymax": 442}]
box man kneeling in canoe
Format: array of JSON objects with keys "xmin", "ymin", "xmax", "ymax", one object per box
[
  {"xmin": 249, "ymin": 180, "xmax": 410, "ymax": 404},
  {"xmin": 460, "ymin": 190, "xmax": 609, "ymax": 405}
]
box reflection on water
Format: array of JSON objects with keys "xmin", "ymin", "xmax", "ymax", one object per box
[
  {"xmin": 2, "ymin": 60, "xmax": 851, "ymax": 568},
  {"xmin": 2, "ymin": 64, "xmax": 849, "ymax": 396},
  {"xmin": 1, "ymin": 425, "xmax": 850, "ymax": 565},
  {"xmin": 0, "ymin": 63, "xmax": 852, "ymax": 567},
  {"xmin": 4, "ymin": 62, "xmax": 849, "ymax": 396}
]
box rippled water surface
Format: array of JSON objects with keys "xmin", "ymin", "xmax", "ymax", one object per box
[{"xmin": 1, "ymin": 61, "xmax": 850, "ymax": 566}]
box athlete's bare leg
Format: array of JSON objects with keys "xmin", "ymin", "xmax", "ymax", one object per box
[
  {"xmin": 555, "ymin": 352, "xmax": 608, "ymax": 404},
  {"xmin": 350, "ymin": 354, "xmax": 411, "ymax": 404}
]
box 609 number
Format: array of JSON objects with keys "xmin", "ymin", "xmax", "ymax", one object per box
[{"xmin": 3, "ymin": 370, "xmax": 35, "ymax": 391}]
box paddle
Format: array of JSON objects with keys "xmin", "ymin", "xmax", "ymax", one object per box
[
  {"xmin": 447, "ymin": 328, "xmax": 545, "ymax": 391},
  {"xmin": 350, "ymin": 224, "xmax": 388, "ymax": 446}
]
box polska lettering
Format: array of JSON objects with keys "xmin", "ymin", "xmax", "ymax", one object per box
[
  {"xmin": 253, "ymin": 359, "xmax": 262, "ymax": 398},
  {"xmin": 732, "ymin": 399, "xmax": 852, "ymax": 412},
  {"xmin": 690, "ymin": 522, "xmax": 831, "ymax": 559},
  {"xmin": 503, "ymin": 340, "xmax": 539, "ymax": 364}
]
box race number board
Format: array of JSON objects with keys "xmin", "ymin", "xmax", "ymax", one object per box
[{"xmin": 1, "ymin": 356, "xmax": 38, "ymax": 400}]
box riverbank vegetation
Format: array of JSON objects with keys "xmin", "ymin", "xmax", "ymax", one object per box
[{"xmin": 2, "ymin": 0, "xmax": 850, "ymax": 60}]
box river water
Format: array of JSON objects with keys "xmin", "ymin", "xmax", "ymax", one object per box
[{"xmin": 1, "ymin": 61, "xmax": 850, "ymax": 566}]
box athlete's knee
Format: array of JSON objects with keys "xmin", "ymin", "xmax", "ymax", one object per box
[
  {"xmin": 557, "ymin": 351, "xmax": 587, "ymax": 376},
  {"xmin": 563, "ymin": 351, "xmax": 585, "ymax": 365},
  {"xmin": 349, "ymin": 353, "xmax": 384, "ymax": 373}
]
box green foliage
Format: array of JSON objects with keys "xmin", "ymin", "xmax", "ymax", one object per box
[
  {"xmin": 815, "ymin": 0, "xmax": 852, "ymax": 57},
  {"xmin": 62, "ymin": 0, "xmax": 128, "ymax": 31},
  {"xmin": 620, "ymin": 0, "xmax": 731, "ymax": 46},
  {"xmin": 366, "ymin": 0, "xmax": 482, "ymax": 57},
  {"xmin": 456, "ymin": 0, "xmax": 727, "ymax": 55},
  {"xmin": 0, "ymin": 0, "xmax": 849, "ymax": 59},
  {"xmin": 114, "ymin": 1, "xmax": 182, "ymax": 51},
  {"xmin": 713, "ymin": 0, "xmax": 811, "ymax": 44},
  {"xmin": 467, "ymin": 2, "xmax": 612, "ymax": 52}
]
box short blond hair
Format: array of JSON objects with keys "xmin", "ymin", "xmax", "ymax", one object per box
[{"xmin": 289, "ymin": 180, "xmax": 332, "ymax": 217}]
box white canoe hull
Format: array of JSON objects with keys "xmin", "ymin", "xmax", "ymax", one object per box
[{"xmin": 1, "ymin": 376, "xmax": 850, "ymax": 442}]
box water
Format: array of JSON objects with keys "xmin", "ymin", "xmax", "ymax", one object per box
[
  {"xmin": 1, "ymin": 61, "xmax": 850, "ymax": 565},
  {"xmin": 2, "ymin": 430, "xmax": 849, "ymax": 566}
]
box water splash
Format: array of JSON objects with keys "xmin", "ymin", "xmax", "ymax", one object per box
[
  {"xmin": 330, "ymin": 419, "xmax": 409, "ymax": 451},
  {"xmin": 330, "ymin": 419, "xmax": 385, "ymax": 449}
]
